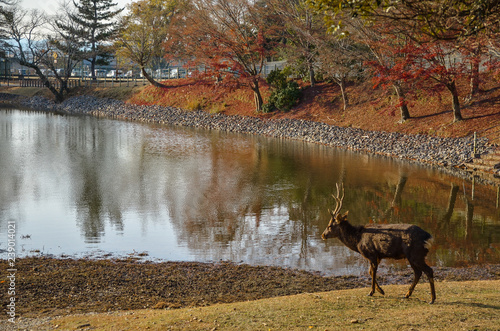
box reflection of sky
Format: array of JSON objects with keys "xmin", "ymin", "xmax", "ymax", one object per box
[{"xmin": 1, "ymin": 110, "xmax": 499, "ymax": 276}]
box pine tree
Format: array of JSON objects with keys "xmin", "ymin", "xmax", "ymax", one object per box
[{"xmin": 68, "ymin": 0, "xmax": 123, "ymax": 80}]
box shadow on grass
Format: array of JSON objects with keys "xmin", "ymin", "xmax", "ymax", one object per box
[
  {"xmin": 411, "ymin": 109, "xmax": 451, "ymax": 119},
  {"xmin": 441, "ymin": 301, "xmax": 500, "ymax": 310}
]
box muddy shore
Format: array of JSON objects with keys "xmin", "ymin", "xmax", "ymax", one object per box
[{"xmin": 1, "ymin": 257, "xmax": 499, "ymax": 320}]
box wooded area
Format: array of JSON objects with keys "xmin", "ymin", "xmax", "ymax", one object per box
[{"xmin": 0, "ymin": 0, "xmax": 499, "ymax": 121}]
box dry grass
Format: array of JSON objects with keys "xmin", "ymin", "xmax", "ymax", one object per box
[
  {"xmin": 127, "ymin": 77, "xmax": 269, "ymax": 117},
  {"xmin": 42, "ymin": 280, "xmax": 500, "ymax": 330},
  {"xmin": 0, "ymin": 86, "xmax": 54, "ymax": 99},
  {"xmin": 127, "ymin": 75, "xmax": 500, "ymax": 143}
]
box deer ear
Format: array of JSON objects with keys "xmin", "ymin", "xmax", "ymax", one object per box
[{"xmin": 338, "ymin": 211, "xmax": 349, "ymax": 222}]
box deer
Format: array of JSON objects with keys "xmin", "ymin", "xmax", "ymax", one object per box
[{"xmin": 322, "ymin": 184, "xmax": 436, "ymax": 304}]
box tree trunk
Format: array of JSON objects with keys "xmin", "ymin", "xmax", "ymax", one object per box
[
  {"xmin": 252, "ymin": 78, "xmax": 264, "ymax": 112},
  {"xmin": 309, "ymin": 63, "xmax": 316, "ymax": 87},
  {"xmin": 91, "ymin": 58, "xmax": 96, "ymax": 81},
  {"xmin": 26, "ymin": 64, "xmax": 65, "ymax": 103},
  {"xmin": 44, "ymin": 81, "xmax": 64, "ymax": 103},
  {"xmin": 468, "ymin": 42, "xmax": 481, "ymax": 98},
  {"xmin": 393, "ymin": 82, "xmax": 410, "ymax": 121},
  {"xmin": 470, "ymin": 58, "xmax": 480, "ymax": 97},
  {"xmin": 338, "ymin": 79, "xmax": 348, "ymax": 111},
  {"xmin": 447, "ymin": 81, "xmax": 463, "ymax": 122},
  {"xmin": 141, "ymin": 67, "xmax": 168, "ymax": 88}
]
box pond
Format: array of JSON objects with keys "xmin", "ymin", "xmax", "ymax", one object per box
[{"xmin": 0, "ymin": 109, "xmax": 499, "ymax": 275}]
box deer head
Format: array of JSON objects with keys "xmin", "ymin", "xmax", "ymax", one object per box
[{"xmin": 321, "ymin": 183, "xmax": 349, "ymax": 240}]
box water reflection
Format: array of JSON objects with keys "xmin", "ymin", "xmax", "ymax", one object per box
[{"xmin": 0, "ymin": 109, "xmax": 498, "ymax": 275}]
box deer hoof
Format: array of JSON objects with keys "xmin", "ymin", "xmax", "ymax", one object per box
[
  {"xmin": 429, "ymin": 299, "xmax": 435, "ymax": 304},
  {"xmin": 368, "ymin": 291, "xmax": 374, "ymax": 297}
]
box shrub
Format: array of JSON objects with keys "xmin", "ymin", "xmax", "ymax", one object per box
[
  {"xmin": 266, "ymin": 68, "xmax": 288, "ymax": 90},
  {"xmin": 264, "ymin": 69, "xmax": 301, "ymax": 113}
]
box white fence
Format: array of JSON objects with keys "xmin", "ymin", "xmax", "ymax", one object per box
[{"xmin": 0, "ymin": 61, "xmax": 287, "ymax": 88}]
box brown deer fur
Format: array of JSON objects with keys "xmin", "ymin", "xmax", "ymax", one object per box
[{"xmin": 322, "ymin": 187, "xmax": 436, "ymax": 304}]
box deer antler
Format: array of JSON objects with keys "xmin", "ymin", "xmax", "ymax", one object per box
[{"xmin": 329, "ymin": 183, "xmax": 345, "ymax": 216}]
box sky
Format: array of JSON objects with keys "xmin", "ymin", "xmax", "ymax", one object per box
[{"xmin": 20, "ymin": 0, "xmax": 132, "ymax": 16}]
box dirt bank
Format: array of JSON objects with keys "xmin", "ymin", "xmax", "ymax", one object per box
[{"xmin": 1, "ymin": 257, "xmax": 499, "ymax": 319}]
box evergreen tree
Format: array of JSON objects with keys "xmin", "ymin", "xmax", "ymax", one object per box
[{"xmin": 67, "ymin": 0, "xmax": 123, "ymax": 80}]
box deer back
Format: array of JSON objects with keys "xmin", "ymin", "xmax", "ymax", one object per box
[{"xmin": 356, "ymin": 224, "xmax": 432, "ymax": 260}]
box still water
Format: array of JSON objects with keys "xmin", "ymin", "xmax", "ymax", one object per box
[{"xmin": 1, "ymin": 109, "xmax": 499, "ymax": 275}]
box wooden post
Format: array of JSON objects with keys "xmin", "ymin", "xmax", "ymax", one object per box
[
  {"xmin": 473, "ymin": 132, "xmax": 477, "ymax": 157},
  {"xmin": 497, "ymin": 186, "xmax": 499, "ymax": 209}
]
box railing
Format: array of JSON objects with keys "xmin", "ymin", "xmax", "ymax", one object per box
[
  {"xmin": 0, "ymin": 61, "xmax": 288, "ymax": 89},
  {"xmin": 0, "ymin": 76, "xmax": 151, "ymax": 89}
]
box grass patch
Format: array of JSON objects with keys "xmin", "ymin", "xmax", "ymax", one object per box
[
  {"xmin": 44, "ymin": 280, "xmax": 499, "ymax": 330},
  {"xmin": 209, "ymin": 101, "xmax": 227, "ymax": 113},
  {"xmin": 0, "ymin": 86, "xmax": 53, "ymax": 99},
  {"xmin": 185, "ymin": 97, "xmax": 206, "ymax": 111}
]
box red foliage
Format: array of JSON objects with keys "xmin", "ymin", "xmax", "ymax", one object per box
[{"xmin": 165, "ymin": 0, "xmax": 281, "ymax": 111}]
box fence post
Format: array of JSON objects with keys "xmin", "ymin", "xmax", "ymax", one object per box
[
  {"xmin": 473, "ymin": 132, "xmax": 477, "ymax": 157},
  {"xmin": 497, "ymin": 186, "xmax": 499, "ymax": 209}
]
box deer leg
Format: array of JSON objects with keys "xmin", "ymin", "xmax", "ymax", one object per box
[
  {"xmin": 368, "ymin": 263, "xmax": 376, "ymax": 296},
  {"xmin": 405, "ymin": 263, "xmax": 422, "ymax": 299},
  {"xmin": 368, "ymin": 261, "xmax": 385, "ymax": 296},
  {"xmin": 422, "ymin": 264, "xmax": 436, "ymax": 304},
  {"xmin": 373, "ymin": 259, "xmax": 384, "ymax": 294}
]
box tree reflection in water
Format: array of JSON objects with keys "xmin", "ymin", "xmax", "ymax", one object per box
[{"xmin": 0, "ymin": 110, "xmax": 498, "ymax": 275}]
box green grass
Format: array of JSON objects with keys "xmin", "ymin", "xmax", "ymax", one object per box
[{"xmin": 44, "ymin": 280, "xmax": 499, "ymax": 330}]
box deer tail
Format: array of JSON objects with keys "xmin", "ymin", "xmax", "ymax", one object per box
[{"xmin": 424, "ymin": 236, "xmax": 434, "ymax": 250}]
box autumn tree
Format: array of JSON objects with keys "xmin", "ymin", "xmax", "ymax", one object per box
[
  {"xmin": 270, "ymin": 0, "xmax": 324, "ymax": 87},
  {"xmin": 178, "ymin": 0, "xmax": 281, "ymax": 112},
  {"xmin": 315, "ymin": 29, "xmax": 369, "ymax": 111},
  {"xmin": 60, "ymin": 0, "xmax": 123, "ymax": 80},
  {"xmin": 307, "ymin": 0, "xmax": 500, "ymax": 41},
  {"xmin": 460, "ymin": 34, "xmax": 500, "ymax": 98},
  {"xmin": 115, "ymin": 0, "xmax": 185, "ymax": 87},
  {"xmin": 406, "ymin": 40, "xmax": 468, "ymax": 122},
  {"xmin": 352, "ymin": 19, "xmax": 418, "ymax": 122}
]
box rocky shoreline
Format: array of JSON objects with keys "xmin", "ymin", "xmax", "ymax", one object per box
[{"xmin": 1, "ymin": 93, "xmax": 494, "ymax": 180}]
